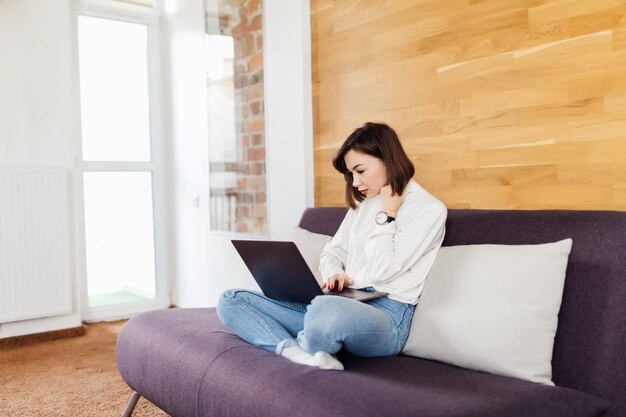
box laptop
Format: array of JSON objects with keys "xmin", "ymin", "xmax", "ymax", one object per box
[{"xmin": 232, "ymin": 240, "xmax": 388, "ymax": 304}]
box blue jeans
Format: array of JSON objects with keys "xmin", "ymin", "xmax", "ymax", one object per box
[{"xmin": 216, "ymin": 288, "xmax": 415, "ymax": 357}]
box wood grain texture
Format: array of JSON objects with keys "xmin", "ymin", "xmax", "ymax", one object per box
[{"xmin": 312, "ymin": 0, "xmax": 626, "ymax": 210}]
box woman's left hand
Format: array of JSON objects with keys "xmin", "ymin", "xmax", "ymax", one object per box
[
  {"xmin": 379, "ymin": 184, "xmax": 404, "ymax": 217},
  {"xmin": 322, "ymin": 273, "xmax": 354, "ymax": 291}
]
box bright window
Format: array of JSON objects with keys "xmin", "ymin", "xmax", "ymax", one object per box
[
  {"xmin": 78, "ymin": 16, "xmax": 151, "ymax": 161},
  {"xmin": 77, "ymin": 11, "xmax": 162, "ymax": 313}
]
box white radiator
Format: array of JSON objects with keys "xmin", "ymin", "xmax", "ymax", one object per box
[{"xmin": 0, "ymin": 168, "xmax": 73, "ymax": 323}]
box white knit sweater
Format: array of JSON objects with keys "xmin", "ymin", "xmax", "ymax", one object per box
[{"xmin": 319, "ymin": 180, "xmax": 447, "ymax": 305}]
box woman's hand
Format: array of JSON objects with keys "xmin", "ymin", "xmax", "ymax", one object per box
[
  {"xmin": 321, "ymin": 273, "xmax": 354, "ymax": 291},
  {"xmin": 379, "ymin": 184, "xmax": 404, "ymax": 217}
]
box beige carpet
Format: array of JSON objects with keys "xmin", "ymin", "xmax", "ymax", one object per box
[{"xmin": 0, "ymin": 320, "xmax": 169, "ymax": 417}]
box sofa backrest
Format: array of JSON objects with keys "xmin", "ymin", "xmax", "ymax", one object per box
[{"xmin": 299, "ymin": 207, "xmax": 626, "ymax": 410}]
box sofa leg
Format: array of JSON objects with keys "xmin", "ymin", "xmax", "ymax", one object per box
[{"xmin": 121, "ymin": 390, "xmax": 141, "ymax": 417}]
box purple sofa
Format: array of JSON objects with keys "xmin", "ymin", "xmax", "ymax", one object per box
[{"xmin": 116, "ymin": 208, "xmax": 626, "ymax": 417}]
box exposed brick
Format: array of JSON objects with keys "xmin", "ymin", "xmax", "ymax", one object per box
[
  {"xmin": 244, "ymin": 147, "xmax": 265, "ymax": 161},
  {"xmin": 242, "ymin": 163, "xmax": 252, "ymax": 175},
  {"xmin": 231, "ymin": 23, "xmax": 248, "ymax": 39},
  {"xmin": 244, "ymin": 117, "xmax": 264, "ymax": 132},
  {"xmin": 244, "ymin": 83, "xmax": 264, "ymax": 101},
  {"xmin": 238, "ymin": 205, "xmax": 251, "ymax": 218},
  {"xmin": 238, "ymin": 6, "xmax": 248, "ymax": 22},
  {"xmin": 249, "ymin": 70, "xmax": 263, "ymax": 86},
  {"xmin": 250, "ymin": 15, "xmax": 262, "ymax": 31},
  {"xmin": 238, "ymin": 41, "xmax": 251, "ymax": 61},
  {"xmin": 255, "ymin": 220, "xmax": 266, "ymax": 234},
  {"xmin": 247, "ymin": 0, "xmax": 261, "ymax": 15},
  {"xmin": 252, "ymin": 133, "xmax": 263, "ymax": 145},
  {"xmin": 251, "ymin": 162, "xmax": 265, "ymax": 175},
  {"xmin": 248, "ymin": 176, "xmax": 266, "ymax": 190},
  {"xmin": 242, "ymin": 83, "xmax": 265, "ymax": 102},
  {"xmin": 247, "ymin": 51, "xmax": 263, "ymax": 72},
  {"xmin": 211, "ymin": 0, "xmax": 267, "ymax": 235},
  {"xmin": 236, "ymin": 192, "xmax": 253, "ymax": 204},
  {"xmin": 234, "ymin": 74, "xmax": 247, "ymax": 89},
  {"xmin": 244, "ymin": 34, "xmax": 255, "ymax": 56},
  {"xmin": 253, "ymin": 204, "xmax": 266, "ymax": 219}
]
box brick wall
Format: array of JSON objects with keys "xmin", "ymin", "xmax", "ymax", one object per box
[{"xmin": 219, "ymin": 0, "xmax": 266, "ymax": 234}]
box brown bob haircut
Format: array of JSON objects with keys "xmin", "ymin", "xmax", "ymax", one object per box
[{"xmin": 332, "ymin": 122, "xmax": 415, "ymax": 209}]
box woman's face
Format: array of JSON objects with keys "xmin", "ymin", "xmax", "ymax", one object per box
[{"xmin": 344, "ymin": 149, "xmax": 388, "ymax": 198}]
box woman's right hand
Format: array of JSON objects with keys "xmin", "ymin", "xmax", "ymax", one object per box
[
  {"xmin": 379, "ymin": 184, "xmax": 404, "ymax": 217},
  {"xmin": 321, "ymin": 273, "xmax": 354, "ymax": 291}
]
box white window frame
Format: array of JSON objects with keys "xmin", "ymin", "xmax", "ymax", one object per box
[{"xmin": 72, "ymin": 0, "xmax": 170, "ymax": 322}]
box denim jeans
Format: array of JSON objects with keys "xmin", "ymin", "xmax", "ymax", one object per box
[{"xmin": 216, "ymin": 288, "xmax": 415, "ymax": 357}]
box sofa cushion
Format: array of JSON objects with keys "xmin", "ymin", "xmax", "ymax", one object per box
[
  {"xmin": 292, "ymin": 226, "xmax": 331, "ymax": 284},
  {"xmin": 403, "ymin": 239, "xmax": 572, "ymax": 385},
  {"xmin": 117, "ymin": 308, "xmax": 608, "ymax": 417}
]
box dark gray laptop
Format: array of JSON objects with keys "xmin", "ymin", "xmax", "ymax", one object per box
[{"xmin": 231, "ymin": 240, "xmax": 388, "ymax": 304}]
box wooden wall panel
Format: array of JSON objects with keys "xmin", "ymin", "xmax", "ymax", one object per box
[{"xmin": 312, "ymin": 0, "xmax": 626, "ymax": 210}]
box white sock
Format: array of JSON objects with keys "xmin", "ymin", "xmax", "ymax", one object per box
[
  {"xmin": 314, "ymin": 351, "xmax": 344, "ymax": 370},
  {"xmin": 280, "ymin": 346, "xmax": 344, "ymax": 371},
  {"xmin": 280, "ymin": 345, "xmax": 317, "ymax": 366}
]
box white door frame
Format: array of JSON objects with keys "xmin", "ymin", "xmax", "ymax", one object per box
[{"xmin": 72, "ymin": 0, "xmax": 170, "ymax": 322}]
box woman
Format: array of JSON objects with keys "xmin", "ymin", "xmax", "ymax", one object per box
[{"xmin": 217, "ymin": 122, "xmax": 447, "ymax": 370}]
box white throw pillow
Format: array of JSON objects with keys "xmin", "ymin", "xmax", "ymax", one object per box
[
  {"xmin": 292, "ymin": 226, "xmax": 332, "ymax": 284},
  {"xmin": 402, "ymin": 239, "xmax": 573, "ymax": 385}
]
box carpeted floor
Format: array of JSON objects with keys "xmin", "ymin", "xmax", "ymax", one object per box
[{"xmin": 0, "ymin": 320, "xmax": 169, "ymax": 417}]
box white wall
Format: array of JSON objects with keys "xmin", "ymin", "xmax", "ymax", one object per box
[
  {"xmin": 0, "ymin": 0, "xmax": 77, "ymax": 168},
  {"xmin": 0, "ymin": 0, "xmax": 82, "ymax": 337},
  {"xmin": 167, "ymin": 0, "xmax": 314, "ymax": 308},
  {"xmin": 265, "ymin": 0, "xmax": 315, "ymax": 239}
]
